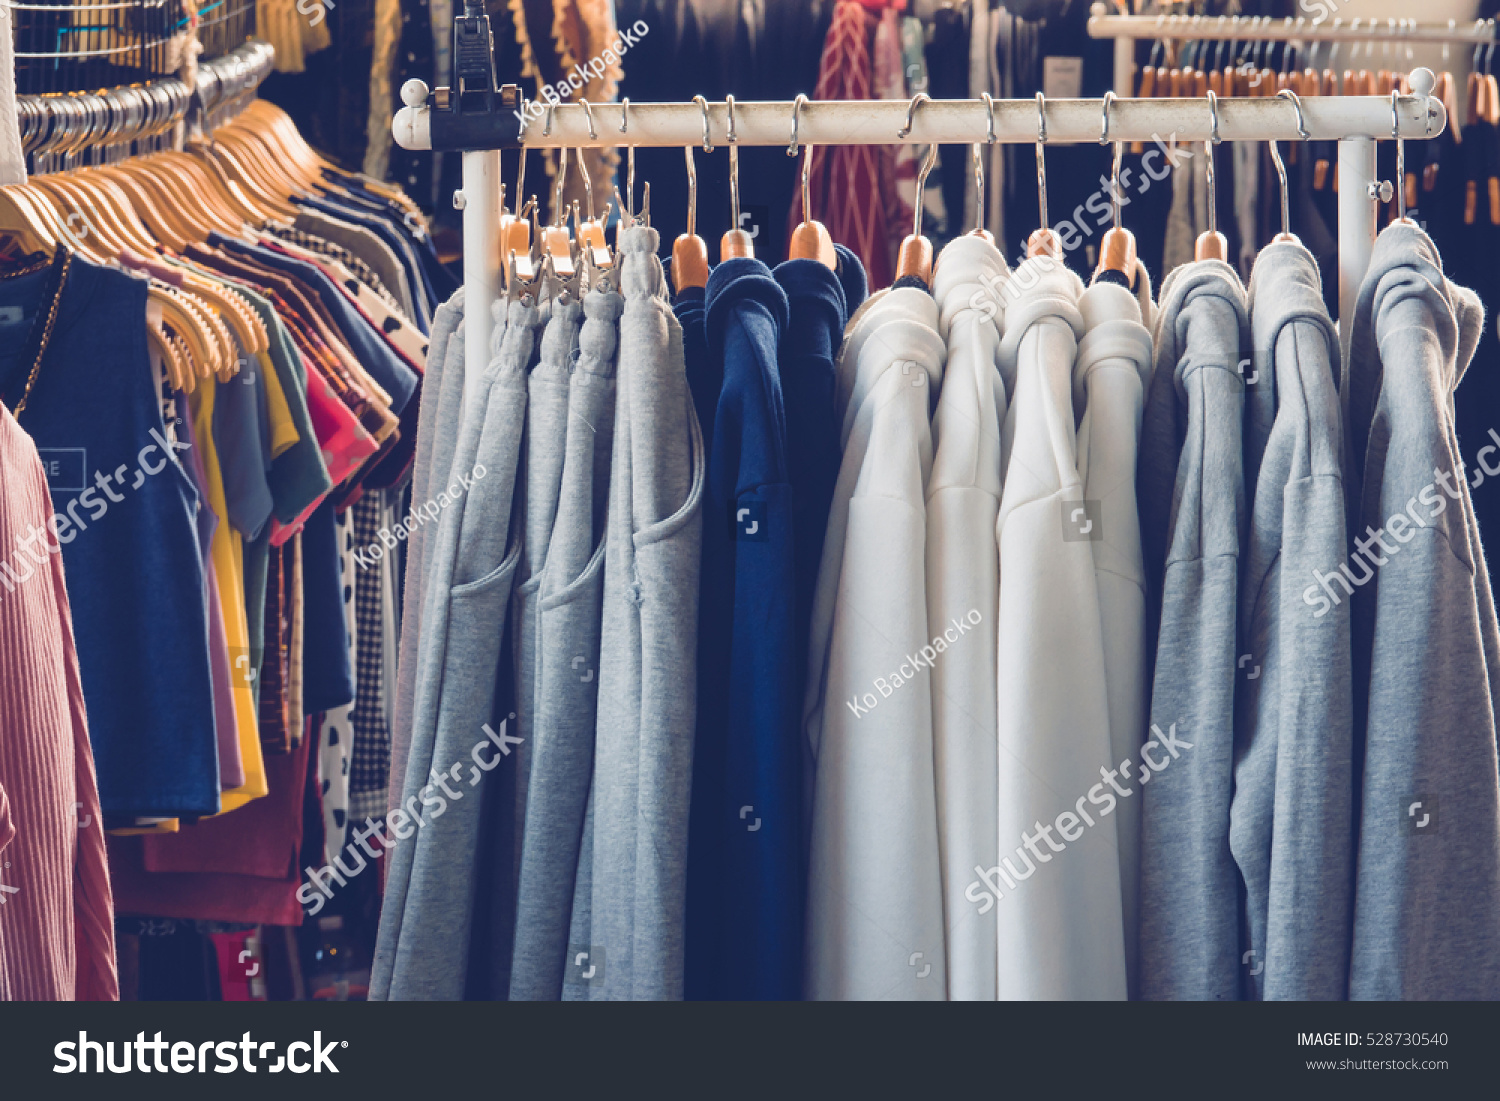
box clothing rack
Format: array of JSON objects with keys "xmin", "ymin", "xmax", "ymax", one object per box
[
  {"xmin": 392, "ymin": 73, "xmax": 1447, "ymax": 404},
  {"xmin": 17, "ymin": 38, "xmax": 276, "ymax": 172},
  {"xmin": 1087, "ymin": 6, "xmax": 1497, "ymax": 97}
]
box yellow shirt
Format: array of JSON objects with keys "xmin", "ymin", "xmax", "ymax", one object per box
[
  {"xmin": 188, "ymin": 377, "xmax": 269, "ymax": 813},
  {"xmin": 258, "ymin": 349, "xmax": 300, "ymax": 460}
]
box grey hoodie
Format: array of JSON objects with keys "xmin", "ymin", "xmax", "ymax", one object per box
[
  {"xmin": 1230, "ymin": 241, "xmax": 1353, "ymax": 1000},
  {"xmin": 372, "ymin": 300, "xmax": 538, "ymax": 1000},
  {"xmin": 586, "ymin": 227, "xmax": 705, "ymax": 1000},
  {"xmin": 1137, "ymin": 259, "xmax": 1251, "ymax": 1001},
  {"xmin": 512, "ymin": 299, "xmax": 583, "ymax": 905},
  {"xmin": 388, "ymin": 291, "xmax": 465, "ymax": 820},
  {"xmin": 1341, "ymin": 222, "xmax": 1500, "ymax": 1000},
  {"xmin": 510, "ymin": 286, "xmax": 622, "ymax": 1000}
]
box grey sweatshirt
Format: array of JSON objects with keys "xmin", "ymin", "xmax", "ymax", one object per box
[
  {"xmin": 372, "ymin": 300, "xmax": 538, "ymax": 1000},
  {"xmin": 388, "ymin": 291, "xmax": 465, "ymax": 820},
  {"xmin": 512, "ymin": 299, "xmax": 583, "ymax": 907},
  {"xmin": 1229, "ymin": 241, "xmax": 1353, "ymax": 1000},
  {"xmin": 587, "ymin": 226, "xmax": 705, "ymax": 1000},
  {"xmin": 1342, "ymin": 223, "xmax": 1500, "ymax": 1000},
  {"xmin": 1137, "ymin": 259, "xmax": 1251, "ymax": 1001},
  {"xmin": 511, "ymin": 286, "xmax": 622, "ymax": 1000}
]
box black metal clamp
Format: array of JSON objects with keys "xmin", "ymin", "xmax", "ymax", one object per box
[{"xmin": 426, "ymin": 0, "xmax": 524, "ymax": 151}]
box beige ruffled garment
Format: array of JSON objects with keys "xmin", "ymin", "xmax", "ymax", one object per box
[
  {"xmin": 509, "ymin": 0, "xmax": 621, "ymax": 223},
  {"xmin": 363, "ymin": 0, "xmax": 402, "ymax": 178},
  {"xmin": 257, "ymin": 0, "xmax": 331, "ymax": 74}
]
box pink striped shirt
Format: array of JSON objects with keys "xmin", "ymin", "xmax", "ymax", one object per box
[{"xmin": 0, "ymin": 403, "xmax": 117, "ymax": 1001}]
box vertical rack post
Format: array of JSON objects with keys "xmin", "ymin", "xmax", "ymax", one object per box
[
  {"xmin": 1114, "ymin": 36, "xmax": 1134, "ymax": 96},
  {"xmin": 460, "ymin": 148, "xmax": 502, "ymax": 403},
  {"xmin": 1337, "ymin": 136, "xmax": 1376, "ymax": 369}
]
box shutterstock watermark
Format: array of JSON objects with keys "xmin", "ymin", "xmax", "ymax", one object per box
[
  {"xmin": 512, "ymin": 21, "xmax": 650, "ymax": 128},
  {"xmin": 54, "ymin": 1032, "xmax": 344, "ymax": 1074},
  {"xmin": 1303, "ymin": 457, "xmax": 1476, "ymax": 618},
  {"xmin": 845, "ymin": 609, "xmax": 983, "ymax": 720},
  {"xmin": 352, "ymin": 462, "xmax": 485, "ymax": 570},
  {"xmin": 297, "ymin": 716, "xmax": 523, "ymax": 914},
  {"xmin": 294, "ymin": 0, "xmax": 333, "ymax": 28},
  {"xmin": 964, "ymin": 722, "xmax": 1194, "ymax": 913}
]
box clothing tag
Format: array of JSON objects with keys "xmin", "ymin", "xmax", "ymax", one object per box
[
  {"xmin": 0, "ymin": 307, "xmax": 23, "ymax": 323},
  {"xmin": 1044, "ymin": 57, "xmax": 1083, "ymax": 100}
]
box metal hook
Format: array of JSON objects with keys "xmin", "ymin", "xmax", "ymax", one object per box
[
  {"xmin": 788, "ymin": 93, "xmax": 807, "ymax": 157},
  {"xmin": 1392, "ymin": 87, "xmax": 1408, "ymax": 222},
  {"xmin": 726, "ymin": 95, "xmax": 741, "ymax": 232},
  {"xmin": 618, "ymin": 98, "xmax": 635, "ymax": 223},
  {"xmin": 554, "ymin": 146, "xmax": 569, "ymax": 227},
  {"xmin": 912, "ymin": 143, "xmax": 939, "ymax": 238},
  {"xmin": 694, "ymin": 94, "xmax": 712, "ymax": 153},
  {"xmin": 897, "ymin": 92, "xmax": 931, "ymax": 139},
  {"xmin": 1035, "ymin": 92, "xmax": 1049, "ymax": 233},
  {"xmin": 967, "ymin": 92, "xmax": 996, "ymax": 233},
  {"xmin": 578, "ymin": 99, "xmax": 597, "ymax": 140},
  {"xmin": 543, "ymin": 101, "xmax": 557, "ymax": 138},
  {"xmin": 685, "ymin": 145, "xmax": 698, "ymax": 238},
  {"xmin": 1279, "ymin": 86, "xmax": 1309, "ymax": 140},
  {"xmin": 788, "ymin": 95, "xmax": 815, "ymax": 229},
  {"xmin": 1267, "ymin": 89, "xmax": 1307, "ymax": 240},
  {"xmin": 1100, "ymin": 91, "xmax": 1123, "ymax": 231},
  {"xmin": 1205, "ymin": 90, "xmax": 1221, "ymax": 237}
]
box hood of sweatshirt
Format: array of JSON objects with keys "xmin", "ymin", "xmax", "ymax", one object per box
[
  {"xmin": 1343, "ymin": 220, "xmax": 1487, "ymax": 571},
  {"xmin": 836, "ymin": 287, "xmax": 945, "ymax": 449},
  {"xmin": 1137, "ymin": 258, "xmax": 1250, "ymax": 584}
]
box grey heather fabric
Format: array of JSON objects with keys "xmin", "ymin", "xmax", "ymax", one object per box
[
  {"xmin": 387, "ymin": 290, "xmax": 464, "ymax": 820},
  {"xmin": 293, "ymin": 208, "xmax": 420, "ymax": 324},
  {"xmin": 1136, "ymin": 259, "xmax": 1251, "ymax": 1001},
  {"xmin": 1229, "ymin": 242, "xmax": 1353, "ymax": 1001},
  {"xmin": 372, "ymin": 299, "xmax": 538, "ymax": 1000},
  {"xmin": 564, "ymin": 782, "xmax": 596, "ymax": 1002},
  {"xmin": 510, "ymin": 286, "xmax": 623, "ymax": 1001},
  {"xmin": 512, "ymin": 299, "xmax": 583, "ymax": 904},
  {"xmin": 586, "ymin": 226, "xmax": 705, "ymax": 1000},
  {"xmin": 1342, "ymin": 223, "xmax": 1500, "ymax": 1000}
]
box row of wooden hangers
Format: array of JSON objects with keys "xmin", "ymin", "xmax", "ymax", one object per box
[
  {"xmin": 0, "ymin": 96, "xmax": 424, "ymax": 395},
  {"xmin": 1133, "ymin": 33, "xmax": 1473, "ymax": 227}
]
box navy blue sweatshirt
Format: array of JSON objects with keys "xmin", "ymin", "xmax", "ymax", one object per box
[
  {"xmin": 685, "ymin": 257, "xmax": 798, "ymax": 1000},
  {"xmin": 774, "ymin": 246, "xmax": 863, "ymax": 696}
]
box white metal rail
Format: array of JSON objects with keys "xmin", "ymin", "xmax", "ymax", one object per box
[{"xmin": 392, "ymin": 74, "xmax": 1446, "ymax": 403}]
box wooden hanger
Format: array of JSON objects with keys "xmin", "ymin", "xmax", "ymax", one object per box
[
  {"xmin": 20, "ymin": 186, "xmax": 109, "ymax": 264},
  {"xmin": 787, "ymin": 95, "xmax": 837, "ymax": 267},
  {"xmin": 90, "ymin": 166, "xmax": 190, "ymax": 250},
  {"xmin": 25, "ymin": 177, "xmax": 124, "ymax": 258},
  {"xmin": 0, "ymin": 186, "xmax": 58, "ymax": 257},
  {"xmin": 145, "ymin": 292, "xmax": 190, "ymax": 394},
  {"xmin": 148, "ymin": 153, "xmax": 250, "ymax": 234},
  {"xmin": 673, "ymin": 129, "xmax": 709, "ymax": 293},
  {"xmin": 111, "ymin": 160, "xmax": 216, "ymax": 241}
]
